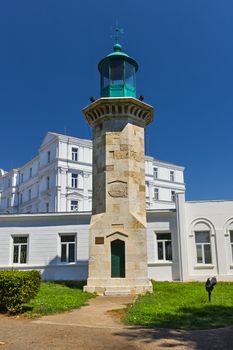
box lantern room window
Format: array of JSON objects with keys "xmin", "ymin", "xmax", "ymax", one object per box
[
  {"xmin": 110, "ymin": 60, "xmax": 124, "ymax": 85},
  {"xmin": 101, "ymin": 60, "xmax": 135, "ymax": 91},
  {"xmin": 125, "ymin": 61, "xmax": 135, "ymax": 88},
  {"xmin": 101, "ymin": 64, "xmax": 110, "ymax": 89}
]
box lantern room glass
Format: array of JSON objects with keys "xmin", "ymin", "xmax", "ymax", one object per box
[
  {"xmin": 101, "ymin": 64, "xmax": 109, "ymax": 89},
  {"xmin": 100, "ymin": 60, "xmax": 136, "ymax": 97},
  {"xmin": 125, "ymin": 62, "xmax": 135, "ymax": 89},
  {"xmin": 110, "ymin": 59, "xmax": 124, "ymax": 85}
]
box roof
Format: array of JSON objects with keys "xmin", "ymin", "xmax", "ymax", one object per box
[
  {"xmin": 98, "ymin": 43, "xmax": 139, "ymax": 72},
  {"xmin": 145, "ymin": 155, "xmax": 185, "ymax": 170},
  {"xmin": 40, "ymin": 131, "xmax": 92, "ymax": 150}
]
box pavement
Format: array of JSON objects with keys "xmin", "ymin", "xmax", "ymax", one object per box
[
  {"xmin": 0, "ymin": 296, "xmax": 232, "ymax": 350},
  {"xmin": 34, "ymin": 295, "xmax": 135, "ymax": 329}
]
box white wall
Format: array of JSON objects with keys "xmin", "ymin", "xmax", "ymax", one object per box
[
  {"xmin": 0, "ymin": 214, "xmax": 90, "ymax": 281},
  {"xmin": 0, "ymin": 132, "xmax": 185, "ymax": 215},
  {"xmin": 0, "ymin": 212, "xmax": 180, "ymax": 281},
  {"xmin": 147, "ymin": 211, "xmax": 180, "ymax": 281},
  {"xmin": 0, "ymin": 203, "xmax": 233, "ymax": 282},
  {"xmin": 182, "ymin": 199, "xmax": 233, "ymax": 281}
]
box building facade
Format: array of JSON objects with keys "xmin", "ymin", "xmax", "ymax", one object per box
[
  {"xmin": 0, "ymin": 194, "xmax": 232, "ymax": 282},
  {"xmin": 0, "ymin": 132, "xmax": 185, "ymax": 215}
]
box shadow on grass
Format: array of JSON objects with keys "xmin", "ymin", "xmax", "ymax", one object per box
[
  {"xmin": 52, "ymin": 280, "xmax": 87, "ymax": 290},
  {"xmin": 21, "ymin": 305, "xmax": 33, "ymax": 313},
  {"xmin": 126, "ymin": 305, "xmax": 233, "ymax": 330},
  {"xmin": 0, "ymin": 303, "xmax": 33, "ymax": 315},
  {"xmin": 114, "ymin": 324, "xmax": 233, "ymax": 350},
  {"xmin": 116, "ymin": 305, "xmax": 233, "ymax": 349}
]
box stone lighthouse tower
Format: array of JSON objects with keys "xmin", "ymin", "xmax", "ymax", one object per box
[{"xmin": 83, "ymin": 41, "xmax": 153, "ymax": 295}]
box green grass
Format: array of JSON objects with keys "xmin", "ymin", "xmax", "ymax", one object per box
[
  {"xmin": 124, "ymin": 281, "xmax": 233, "ymax": 330},
  {"xmin": 23, "ymin": 281, "xmax": 94, "ymax": 317}
]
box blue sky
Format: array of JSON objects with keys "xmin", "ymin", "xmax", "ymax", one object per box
[{"xmin": 0, "ymin": 0, "xmax": 233, "ymax": 200}]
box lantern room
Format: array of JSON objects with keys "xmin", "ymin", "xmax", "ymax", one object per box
[{"xmin": 98, "ymin": 43, "xmax": 138, "ymax": 98}]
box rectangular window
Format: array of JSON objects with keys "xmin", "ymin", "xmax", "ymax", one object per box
[
  {"xmin": 195, "ymin": 231, "xmax": 212, "ymax": 264},
  {"xmin": 171, "ymin": 190, "xmax": 176, "ymax": 202},
  {"xmin": 8, "ymin": 178, "xmax": 11, "ymax": 187},
  {"xmin": 145, "ymin": 181, "xmax": 149, "ymax": 198},
  {"xmin": 20, "ymin": 193, "xmax": 23, "ymax": 204},
  {"xmin": 21, "ymin": 173, "xmax": 24, "ymax": 183},
  {"xmin": 46, "ymin": 202, "xmax": 49, "ymax": 212},
  {"xmin": 71, "ymin": 200, "xmax": 78, "ymax": 211},
  {"xmin": 71, "ymin": 173, "xmax": 78, "ymax": 188},
  {"xmin": 156, "ymin": 233, "xmax": 172, "ymax": 261},
  {"xmin": 29, "ymin": 167, "xmax": 32, "ymax": 178},
  {"xmin": 13, "ymin": 236, "xmax": 28, "ymax": 264},
  {"xmin": 153, "ymin": 167, "xmax": 158, "ymax": 179},
  {"xmin": 7, "ymin": 197, "xmax": 10, "ymax": 208},
  {"xmin": 154, "ymin": 188, "xmax": 159, "ymax": 200},
  {"xmin": 170, "ymin": 171, "xmax": 175, "ymax": 182},
  {"xmin": 72, "ymin": 147, "xmax": 78, "ymax": 161},
  {"xmin": 230, "ymin": 231, "xmax": 233, "ymax": 262},
  {"xmin": 60, "ymin": 235, "xmax": 76, "ymax": 263},
  {"xmin": 28, "ymin": 189, "xmax": 31, "ymax": 201},
  {"xmin": 47, "ymin": 176, "xmax": 50, "ymax": 190},
  {"xmin": 47, "ymin": 151, "xmax": 51, "ymax": 163}
]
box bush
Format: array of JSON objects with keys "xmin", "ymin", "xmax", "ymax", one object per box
[{"xmin": 0, "ymin": 270, "xmax": 41, "ymax": 313}]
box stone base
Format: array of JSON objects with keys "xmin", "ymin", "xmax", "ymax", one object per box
[{"xmin": 83, "ymin": 278, "xmax": 152, "ymax": 296}]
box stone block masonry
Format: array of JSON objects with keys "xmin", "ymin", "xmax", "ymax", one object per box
[{"xmin": 83, "ymin": 98, "xmax": 153, "ymax": 295}]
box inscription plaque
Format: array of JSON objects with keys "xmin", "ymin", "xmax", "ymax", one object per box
[
  {"xmin": 108, "ymin": 180, "xmax": 128, "ymax": 198},
  {"xmin": 95, "ymin": 237, "xmax": 104, "ymax": 245}
]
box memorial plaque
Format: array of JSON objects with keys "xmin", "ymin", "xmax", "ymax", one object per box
[
  {"xmin": 108, "ymin": 180, "xmax": 128, "ymax": 198},
  {"xmin": 95, "ymin": 237, "xmax": 104, "ymax": 245}
]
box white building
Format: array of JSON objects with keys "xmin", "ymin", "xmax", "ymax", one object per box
[
  {"xmin": 0, "ymin": 132, "xmax": 185, "ymax": 214},
  {"xmin": 0, "ymin": 132, "xmax": 232, "ymax": 282},
  {"xmin": 0, "ymin": 194, "xmax": 232, "ymax": 281}
]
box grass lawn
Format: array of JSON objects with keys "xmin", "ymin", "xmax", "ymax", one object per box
[
  {"xmin": 124, "ymin": 281, "xmax": 233, "ymax": 330},
  {"xmin": 23, "ymin": 281, "xmax": 94, "ymax": 317}
]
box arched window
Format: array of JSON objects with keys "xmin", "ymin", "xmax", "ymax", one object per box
[
  {"xmin": 193, "ymin": 222, "xmax": 213, "ymax": 264},
  {"xmin": 230, "ymin": 231, "xmax": 233, "ymax": 262}
]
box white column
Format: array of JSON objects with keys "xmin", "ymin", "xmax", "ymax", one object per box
[
  {"xmin": 215, "ymin": 228, "xmax": 227, "ymax": 277},
  {"xmin": 59, "ymin": 168, "xmax": 68, "ymax": 212},
  {"xmin": 83, "ymin": 172, "xmax": 90, "ymax": 211},
  {"xmin": 148, "ymin": 181, "xmax": 154, "ymax": 209},
  {"xmin": 176, "ymin": 192, "xmax": 189, "ymax": 281}
]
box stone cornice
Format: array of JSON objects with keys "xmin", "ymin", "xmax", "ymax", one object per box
[
  {"xmin": 83, "ymin": 97, "xmax": 154, "ymax": 128},
  {"xmin": 0, "ymin": 208, "xmax": 178, "ymax": 222},
  {"xmin": 58, "ymin": 158, "xmax": 92, "ymax": 167},
  {"xmin": 146, "ymin": 177, "xmax": 185, "ymax": 186}
]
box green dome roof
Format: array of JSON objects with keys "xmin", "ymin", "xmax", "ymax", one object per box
[{"xmin": 98, "ymin": 44, "xmax": 139, "ymax": 72}]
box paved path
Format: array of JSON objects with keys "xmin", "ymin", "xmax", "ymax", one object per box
[
  {"xmin": 0, "ymin": 296, "xmax": 232, "ymax": 349},
  {"xmin": 34, "ymin": 295, "xmax": 135, "ymax": 329}
]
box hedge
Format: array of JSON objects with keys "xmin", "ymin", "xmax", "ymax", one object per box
[{"xmin": 0, "ymin": 270, "xmax": 41, "ymax": 313}]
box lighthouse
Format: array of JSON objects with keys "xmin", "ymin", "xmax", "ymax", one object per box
[{"xmin": 83, "ymin": 40, "xmax": 153, "ymax": 295}]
